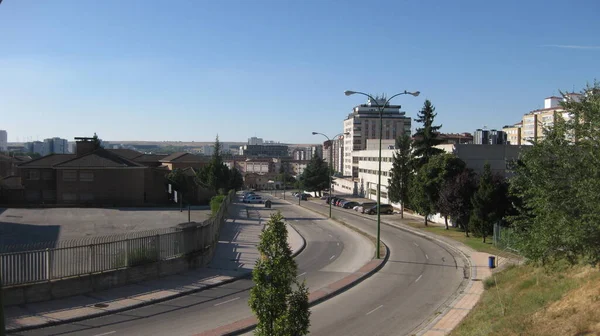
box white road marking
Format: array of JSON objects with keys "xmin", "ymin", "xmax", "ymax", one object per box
[
  {"xmin": 413, "ymin": 242, "xmax": 419, "ymax": 247},
  {"xmin": 366, "ymin": 305, "xmax": 384, "ymax": 315},
  {"xmin": 329, "ymin": 234, "xmax": 333, "ymax": 238},
  {"xmin": 415, "ymin": 274, "xmax": 423, "ymax": 283},
  {"xmin": 425, "ymin": 254, "xmax": 429, "ymax": 260},
  {"xmin": 94, "ymin": 332, "xmax": 116, "ymax": 336},
  {"xmin": 337, "ymin": 242, "xmax": 340, "ymax": 246},
  {"xmin": 297, "ymin": 272, "xmax": 306, "ymax": 278},
  {"xmin": 330, "ymin": 255, "xmax": 336, "ymax": 260},
  {"xmin": 214, "ymin": 297, "xmax": 240, "ymax": 306}
]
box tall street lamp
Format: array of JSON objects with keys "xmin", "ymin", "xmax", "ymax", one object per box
[
  {"xmin": 311, "ymin": 132, "xmax": 348, "ymax": 218},
  {"xmin": 344, "ymin": 90, "xmax": 420, "ymax": 259}
]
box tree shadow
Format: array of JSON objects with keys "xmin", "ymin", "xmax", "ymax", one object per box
[{"xmin": 0, "ymin": 221, "xmax": 61, "ymax": 252}]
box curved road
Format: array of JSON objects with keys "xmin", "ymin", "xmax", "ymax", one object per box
[
  {"xmin": 10, "ymin": 195, "xmax": 374, "ymax": 336},
  {"xmin": 287, "ymin": 196, "xmax": 467, "ymax": 336}
]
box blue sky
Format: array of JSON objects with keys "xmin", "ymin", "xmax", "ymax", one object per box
[{"xmin": 1, "ymin": 0, "xmax": 598, "ymax": 144}]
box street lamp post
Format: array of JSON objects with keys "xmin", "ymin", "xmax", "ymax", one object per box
[
  {"xmin": 344, "ymin": 90, "xmax": 420, "ymax": 259},
  {"xmin": 311, "ymin": 132, "xmax": 348, "ymax": 218}
]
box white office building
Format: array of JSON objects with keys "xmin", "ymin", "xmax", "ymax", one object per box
[{"xmin": 343, "ymin": 96, "xmax": 411, "ymax": 177}]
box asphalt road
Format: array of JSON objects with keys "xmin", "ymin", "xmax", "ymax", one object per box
[
  {"xmin": 9, "ymin": 195, "xmax": 374, "ymax": 336},
  {"xmin": 289, "ymin": 195, "xmax": 467, "ymax": 336}
]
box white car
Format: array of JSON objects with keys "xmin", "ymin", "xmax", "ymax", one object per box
[{"xmin": 243, "ymin": 195, "xmax": 263, "ymax": 204}]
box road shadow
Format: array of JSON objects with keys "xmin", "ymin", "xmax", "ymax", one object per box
[{"xmin": 386, "ymin": 259, "xmax": 459, "ymax": 269}]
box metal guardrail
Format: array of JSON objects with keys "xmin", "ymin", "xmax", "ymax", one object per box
[{"xmin": 0, "ymin": 191, "xmax": 234, "ymax": 286}]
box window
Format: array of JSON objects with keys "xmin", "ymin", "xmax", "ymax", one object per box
[
  {"xmin": 80, "ymin": 172, "xmax": 94, "ymax": 181},
  {"xmin": 27, "ymin": 170, "xmax": 40, "ymax": 180},
  {"xmin": 63, "ymin": 170, "xmax": 77, "ymax": 182},
  {"xmin": 43, "ymin": 171, "xmax": 54, "ymax": 180},
  {"xmin": 62, "ymin": 193, "xmax": 77, "ymax": 202},
  {"xmin": 80, "ymin": 193, "xmax": 94, "ymax": 201}
]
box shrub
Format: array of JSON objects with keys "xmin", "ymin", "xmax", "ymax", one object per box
[
  {"xmin": 210, "ymin": 194, "xmax": 226, "ymax": 215},
  {"xmin": 113, "ymin": 246, "xmax": 157, "ymax": 268}
]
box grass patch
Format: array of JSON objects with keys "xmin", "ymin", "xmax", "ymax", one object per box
[
  {"xmin": 400, "ymin": 218, "xmax": 518, "ymax": 259},
  {"xmin": 449, "ymin": 262, "xmax": 600, "ymax": 336}
]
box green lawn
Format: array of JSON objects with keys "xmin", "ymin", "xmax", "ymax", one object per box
[{"xmin": 399, "ymin": 217, "xmax": 519, "ymax": 259}]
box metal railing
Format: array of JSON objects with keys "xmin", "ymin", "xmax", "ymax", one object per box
[{"xmin": 0, "ymin": 191, "xmax": 234, "ymax": 286}]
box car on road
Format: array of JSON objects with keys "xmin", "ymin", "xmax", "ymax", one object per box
[
  {"xmin": 326, "ymin": 196, "xmax": 338, "ymax": 205},
  {"xmin": 365, "ymin": 204, "xmax": 394, "ymax": 215},
  {"xmin": 357, "ymin": 202, "xmax": 377, "ymax": 213},
  {"xmin": 243, "ymin": 195, "xmax": 264, "ymax": 204},
  {"xmin": 342, "ymin": 201, "xmax": 359, "ymax": 209},
  {"xmin": 243, "ymin": 191, "xmax": 255, "ymax": 198}
]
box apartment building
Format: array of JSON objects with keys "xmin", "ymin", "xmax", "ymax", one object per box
[
  {"xmin": 239, "ymin": 144, "xmax": 289, "ymax": 157},
  {"xmin": 343, "ymin": 96, "xmax": 411, "ymax": 177},
  {"xmin": 473, "ymin": 128, "xmax": 507, "ymax": 145},
  {"xmin": 503, "ymin": 93, "xmax": 581, "ymax": 145}
]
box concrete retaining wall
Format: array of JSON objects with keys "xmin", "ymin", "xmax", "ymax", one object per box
[{"xmin": 3, "ymin": 246, "xmax": 214, "ymax": 306}]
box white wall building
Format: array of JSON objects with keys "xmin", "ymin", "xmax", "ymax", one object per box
[
  {"xmin": 201, "ymin": 145, "xmax": 215, "ymax": 156},
  {"xmin": 0, "ymin": 130, "xmax": 7, "ymax": 152},
  {"xmin": 248, "ymin": 137, "xmax": 264, "ymax": 146},
  {"xmin": 343, "ymin": 96, "xmax": 411, "ymax": 177}
]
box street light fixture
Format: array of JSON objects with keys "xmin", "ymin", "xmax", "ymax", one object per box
[
  {"xmin": 311, "ymin": 131, "xmax": 349, "ymax": 218},
  {"xmin": 344, "ymin": 89, "xmax": 420, "ymax": 259}
]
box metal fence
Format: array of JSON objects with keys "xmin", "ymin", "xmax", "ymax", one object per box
[
  {"xmin": 0, "ymin": 191, "xmax": 234, "ymax": 286},
  {"xmin": 493, "ymin": 222, "xmax": 520, "ymax": 254}
]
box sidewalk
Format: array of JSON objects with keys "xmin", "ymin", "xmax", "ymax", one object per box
[
  {"xmin": 4, "ymin": 201, "xmax": 305, "ymax": 333},
  {"xmin": 284, "ymin": 192, "xmax": 521, "ymax": 336}
]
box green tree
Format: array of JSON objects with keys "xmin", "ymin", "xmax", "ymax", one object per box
[
  {"xmin": 387, "ymin": 133, "xmax": 412, "ymax": 218},
  {"xmin": 92, "ymin": 132, "xmax": 102, "ymax": 149},
  {"xmin": 411, "ymin": 100, "xmax": 444, "ymax": 170},
  {"xmin": 509, "ymin": 83, "xmax": 600, "ymax": 264},
  {"xmin": 409, "ymin": 154, "xmax": 465, "ymax": 226},
  {"xmin": 438, "ymin": 169, "xmax": 477, "ymax": 235},
  {"xmin": 302, "ymin": 154, "xmax": 329, "ymax": 196},
  {"xmin": 249, "ymin": 212, "xmax": 310, "ymax": 336},
  {"xmin": 229, "ymin": 167, "xmax": 244, "ymax": 191},
  {"xmin": 196, "ymin": 135, "xmax": 230, "ymax": 194},
  {"xmin": 470, "ymin": 163, "xmax": 510, "ymax": 243}
]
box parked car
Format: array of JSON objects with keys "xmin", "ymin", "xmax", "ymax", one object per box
[
  {"xmin": 243, "ymin": 191, "xmax": 255, "ymax": 198},
  {"xmin": 327, "ymin": 197, "xmax": 338, "ymax": 205},
  {"xmin": 352, "ymin": 205, "xmax": 360, "ymax": 211},
  {"xmin": 365, "ymin": 204, "xmax": 394, "ymax": 215},
  {"xmin": 358, "ymin": 202, "xmax": 377, "ymax": 213},
  {"xmin": 243, "ymin": 195, "xmax": 264, "ymax": 204},
  {"xmin": 343, "ymin": 201, "xmax": 359, "ymax": 209},
  {"xmin": 337, "ymin": 199, "xmax": 347, "ymax": 207}
]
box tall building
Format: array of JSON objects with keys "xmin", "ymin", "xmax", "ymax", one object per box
[
  {"xmin": 248, "ymin": 137, "xmax": 264, "ymax": 146},
  {"xmin": 26, "ymin": 141, "xmax": 47, "ymax": 155},
  {"xmin": 503, "ymin": 93, "xmax": 581, "ymax": 145},
  {"xmin": 473, "ymin": 128, "xmax": 490, "ymax": 145},
  {"xmin": 44, "ymin": 137, "xmax": 69, "ymax": 155},
  {"xmin": 0, "ymin": 130, "xmax": 7, "ymax": 152},
  {"xmin": 292, "ymin": 145, "xmax": 322, "ymax": 161},
  {"xmin": 343, "ymin": 96, "xmax": 411, "ymax": 177},
  {"xmin": 239, "ymin": 144, "xmax": 289, "ymax": 157}
]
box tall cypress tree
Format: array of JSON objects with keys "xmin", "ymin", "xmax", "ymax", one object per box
[
  {"xmin": 388, "ymin": 133, "xmax": 412, "ymax": 218},
  {"xmin": 412, "ymin": 100, "xmax": 444, "ymax": 170}
]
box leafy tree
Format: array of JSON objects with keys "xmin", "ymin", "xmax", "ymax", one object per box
[
  {"xmin": 411, "ymin": 100, "xmax": 444, "ymax": 170},
  {"xmin": 509, "ymin": 83, "xmax": 600, "ymax": 264},
  {"xmin": 166, "ymin": 168, "xmax": 189, "ymax": 195},
  {"xmin": 195, "ymin": 135, "xmax": 230, "ymax": 194},
  {"xmin": 438, "ymin": 169, "xmax": 477, "ymax": 235},
  {"xmin": 91, "ymin": 132, "xmax": 102, "ymax": 149},
  {"xmin": 249, "ymin": 212, "xmax": 310, "ymax": 336},
  {"xmin": 229, "ymin": 167, "xmax": 244, "ymax": 191},
  {"xmin": 409, "ymin": 154, "xmax": 465, "ymax": 226},
  {"xmin": 388, "ymin": 133, "xmax": 412, "ymax": 218},
  {"xmin": 302, "ymin": 153, "xmax": 329, "ymax": 196},
  {"xmin": 470, "ymin": 163, "xmax": 511, "ymax": 243}
]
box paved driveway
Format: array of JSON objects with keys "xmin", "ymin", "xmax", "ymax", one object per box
[{"xmin": 0, "ymin": 206, "xmax": 211, "ymax": 247}]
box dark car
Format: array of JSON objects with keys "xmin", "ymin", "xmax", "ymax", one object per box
[
  {"xmin": 342, "ymin": 201, "xmax": 359, "ymax": 209},
  {"xmin": 336, "ymin": 199, "xmax": 346, "ymax": 207},
  {"xmin": 359, "ymin": 202, "xmax": 377, "ymax": 213},
  {"xmin": 326, "ymin": 196, "xmax": 337, "ymax": 204},
  {"xmin": 366, "ymin": 204, "xmax": 394, "ymax": 215}
]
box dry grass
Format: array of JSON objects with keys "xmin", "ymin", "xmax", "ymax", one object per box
[{"xmin": 450, "ymin": 262, "xmax": 600, "ymax": 336}]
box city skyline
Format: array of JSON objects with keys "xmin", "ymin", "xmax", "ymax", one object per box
[{"xmin": 1, "ymin": 0, "xmax": 598, "ymax": 143}]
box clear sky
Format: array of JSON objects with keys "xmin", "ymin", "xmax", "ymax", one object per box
[{"xmin": 1, "ymin": 0, "xmax": 599, "ymax": 144}]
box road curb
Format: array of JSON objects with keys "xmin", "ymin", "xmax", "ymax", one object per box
[{"xmin": 6, "ymin": 203, "xmax": 307, "ymax": 334}]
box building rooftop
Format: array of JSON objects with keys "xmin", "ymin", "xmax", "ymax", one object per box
[
  {"xmin": 55, "ymin": 149, "xmax": 145, "ymax": 168},
  {"xmin": 17, "ymin": 154, "xmax": 77, "ymax": 168},
  {"xmin": 133, "ymin": 153, "xmax": 169, "ymax": 162},
  {"xmin": 159, "ymin": 152, "xmax": 208, "ymax": 163},
  {"xmin": 107, "ymin": 148, "xmax": 144, "ymax": 160}
]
